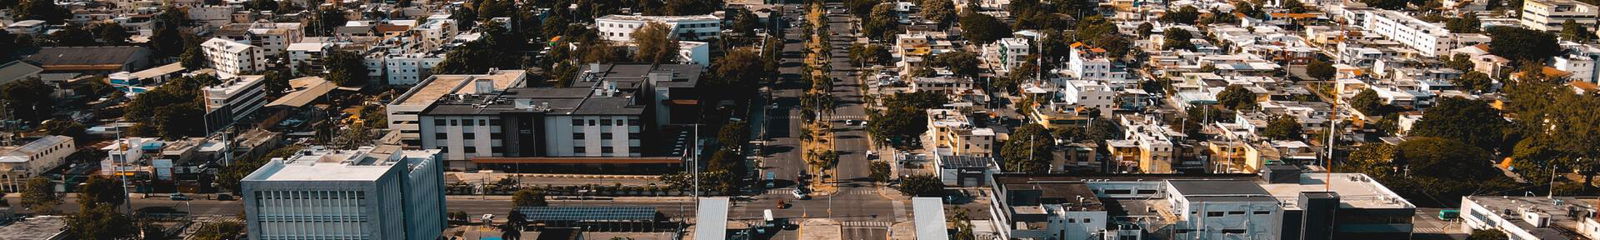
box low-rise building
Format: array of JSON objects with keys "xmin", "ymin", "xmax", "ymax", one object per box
[
  {"xmin": 0, "ymin": 136, "xmax": 74, "ymax": 192},
  {"xmin": 108, "ymin": 63, "xmax": 186, "ymax": 97},
  {"xmin": 1522, "ymin": 0, "xmax": 1600, "ymax": 32},
  {"xmin": 202, "ymin": 75, "xmax": 268, "ymax": 132},
  {"xmin": 596, "ymin": 15, "xmax": 722, "ymax": 42},
  {"xmin": 924, "ymin": 109, "xmax": 995, "ymax": 157}
]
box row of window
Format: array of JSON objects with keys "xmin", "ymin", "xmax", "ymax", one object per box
[
  {"xmin": 572, "ymin": 118, "xmax": 640, "ymax": 126},
  {"xmin": 436, "ymin": 132, "xmax": 504, "ymax": 140},
  {"xmin": 435, "ymin": 118, "xmax": 503, "ymax": 126},
  {"xmin": 573, "ymin": 146, "xmax": 628, "ymax": 154},
  {"xmin": 1203, "ymin": 210, "xmax": 1272, "ymax": 217}
]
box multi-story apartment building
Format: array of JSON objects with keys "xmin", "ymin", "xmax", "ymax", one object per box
[
  {"xmin": 201, "ymin": 38, "xmax": 266, "ymax": 78},
  {"xmin": 286, "ymin": 42, "xmax": 331, "ymax": 75},
  {"xmin": 1557, "ymin": 42, "xmax": 1600, "ymax": 84},
  {"xmin": 1521, "ymin": 0, "xmax": 1599, "ymax": 31},
  {"xmin": 924, "ymin": 109, "xmax": 995, "ymax": 157},
  {"xmin": 985, "ymin": 38, "xmax": 1030, "ymax": 74},
  {"xmin": 241, "ymin": 146, "xmax": 445, "ymax": 240},
  {"xmin": 1054, "ymin": 79, "xmax": 1117, "ymax": 119},
  {"xmin": 202, "ymin": 75, "xmax": 267, "ymax": 132},
  {"xmin": 1107, "ymin": 115, "xmax": 1179, "ymax": 173},
  {"xmin": 595, "ymin": 15, "xmax": 721, "ymax": 42},
  {"xmin": 988, "ymin": 170, "xmax": 1416, "ymax": 240},
  {"xmin": 1068, "ymin": 43, "xmax": 1128, "ymax": 83},
  {"xmin": 214, "ymin": 22, "xmax": 305, "ymax": 57},
  {"xmin": 0, "ymin": 136, "xmax": 74, "ymax": 192},
  {"xmin": 1362, "ymin": 10, "xmax": 1490, "ymax": 57},
  {"xmin": 410, "ymin": 64, "xmax": 703, "ymax": 170}
]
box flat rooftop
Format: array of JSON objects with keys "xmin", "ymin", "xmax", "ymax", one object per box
[
  {"xmin": 1260, "ymin": 173, "xmax": 1415, "ymax": 209},
  {"xmin": 1465, "ymin": 196, "xmax": 1596, "ymax": 240},
  {"xmin": 0, "ymin": 216, "xmax": 65, "ymax": 240},
  {"xmin": 1168, "ymin": 180, "xmax": 1277, "ymax": 202},
  {"xmin": 395, "ymin": 70, "xmax": 527, "ymax": 106},
  {"xmin": 244, "ymin": 147, "xmax": 402, "ymax": 182}
]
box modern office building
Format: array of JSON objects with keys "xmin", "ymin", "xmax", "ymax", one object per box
[
  {"xmin": 986, "ymin": 168, "xmax": 1416, "ymax": 240},
  {"xmin": 1460, "ymin": 195, "xmax": 1600, "ymax": 240},
  {"xmin": 202, "ymin": 75, "xmax": 268, "ymax": 132},
  {"xmin": 1521, "ymin": 0, "xmax": 1600, "ymax": 31},
  {"xmin": 388, "ymin": 70, "xmax": 530, "ymax": 146},
  {"xmin": 201, "ymin": 38, "xmax": 267, "ymax": 78},
  {"xmin": 596, "ymin": 15, "xmax": 722, "ymax": 42},
  {"xmin": 241, "ymin": 146, "xmax": 446, "ymax": 240},
  {"xmin": 413, "ymin": 63, "xmax": 703, "ymax": 170}
]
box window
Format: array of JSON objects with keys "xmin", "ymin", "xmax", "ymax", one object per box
[
  {"xmin": 572, "ymin": 119, "xmax": 584, "ymax": 126},
  {"xmin": 478, "ymin": 119, "xmax": 487, "ymax": 125},
  {"xmin": 435, "ymin": 133, "xmax": 447, "ymax": 139},
  {"xmin": 1137, "ymin": 189, "xmax": 1158, "ymax": 194},
  {"xmin": 435, "ymin": 119, "xmax": 446, "ymax": 125},
  {"xmin": 1227, "ymin": 211, "xmax": 1245, "ymax": 215},
  {"xmin": 464, "ymin": 146, "xmax": 476, "ymax": 153},
  {"xmin": 589, "ymin": 119, "xmax": 596, "ymax": 125},
  {"xmin": 491, "ymin": 147, "xmax": 504, "ymax": 153},
  {"xmin": 1104, "ymin": 189, "xmax": 1132, "ymax": 194},
  {"xmin": 574, "ymin": 146, "xmax": 586, "ymax": 153},
  {"xmin": 1221, "ymin": 229, "xmax": 1247, "ymax": 234},
  {"xmin": 489, "ymin": 119, "xmax": 502, "ymax": 126},
  {"xmin": 490, "ymin": 133, "xmax": 504, "ymax": 139},
  {"xmin": 628, "ymin": 118, "xmax": 641, "ymax": 126},
  {"xmin": 1082, "ymin": 218, "xmax": 1091, "ymax": 223},
  {"xmin": 450, "ymin": 119, "xmax": 458, "ymax": 126},
  {"xmin": 1066, "ymin": 218, "xmax": 1075, "ymax": 223},
  {"xmin": 1207, "ymin": 212, "xmax": 1225, "ymax": 217},
  {"xmin": 573, "ymin": 133, "xmax": 583, "ymax": 139},
  {"xmin": 1253, "ymin": 211, "xmax": 1270, "ymax": 215},
  {"xmin": 601, "ymin": 119, "xmax": 613, "ymax": 125},
  {"xmin": 601, "ymin": 133, "xmax": 613, "ymax": 139},
  {"xmin": 463, "ymin": 133, "xmax": 475, "ymax": 139}
]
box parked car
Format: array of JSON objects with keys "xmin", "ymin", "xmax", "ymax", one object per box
[
  {"xmin": 792, "ymin": 189, "xmax": 809, "ymax": 200},
  {"xmin": 169, "ymin": 194, "xmax": 191, "ymax": 201}
]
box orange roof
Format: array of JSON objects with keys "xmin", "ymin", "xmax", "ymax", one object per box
[
  {"xmin": 1269, "ymin": 12, "xmax": 1320, "ymax": 19},
  {"xmin": 1570, "ymin": 81, "xmax": 1599, "ymax": 91},
  {"xmin": 1070, "ymin": 42, "xmax": 1087, "ymax": 48}
]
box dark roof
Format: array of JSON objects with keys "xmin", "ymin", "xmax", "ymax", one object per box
[
  {"xmin": 939, "ymin": 155, "xmax": 992, "ymax": 169},
  {"xmin": 1167, "ymin": 180, "xmax": 1276, "ymax": 202},
  {"xmin": 23, "ymin": 46, "xmax": 147, "ymax": 67},
  {"xmin": 515, "ymin": 206, "xmax": 656, "ymax": 222}
]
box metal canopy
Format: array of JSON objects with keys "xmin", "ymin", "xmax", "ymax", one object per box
[{"xmin": 515, "ymin": 206, "xmax": 657, "ymax": 222}]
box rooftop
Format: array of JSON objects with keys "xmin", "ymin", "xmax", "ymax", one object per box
[
  {"xmin": 1168, "ymin": 180, "xmax": 1277, "ymax": 202},
  {"xmin": 243, "ymin": 146, "xmax": 439, "ymax": 182},
  {"xmin": 1260, "ymin": 173, "xmax": 1416, "ymax": 209},
  {"xmin": 22, "ymin": 46, "xmax": 147, "ymax": 68},
  {"xmin": 0, "ymin": 216, "xmax": 66, "ymax": 240},
  {"xmin": 597, "ymin": 14, "xmax": 720, "ymax": 22},
  {"xmin": 394, "ymin": 70, "xmax": 527, "ymax": 106}
]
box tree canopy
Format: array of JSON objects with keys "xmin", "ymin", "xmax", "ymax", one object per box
[
  {"xmin": 1487, "ymin": 26, "xmax": 1560, "ymax": 63},
  {"xmin": 1409, "ymin": 97, "xmax": 1507, "ymax": 152},
  {"xmin": 1261, "ymin": 115, "xmax": 1304, "ymax": 140},
  {"xmin": 1000, "ymin": 124, "xmax": 1052, "ymax": 173},
  {"xmin": 897, "ymin": 174, "xmax": 945, "ymax": 197},
  {"xmin": 1216, "ymin": 85, "xmax": 1257, "ymax": 111},
  {"xmin": 1306, "ymin": 59, "xmax": 1336, "ymax": 81},
  {"xmin": 933, "ymin": 51, "xmax": 982, "ymax": 78},
  {"xmin": 1, "ymin": 79, "xmax": 56, "ymax": 122},
  {"xmin": 632, "ymin": 22, "xmax": 680, "ymax": 64},
  {"xmin": 957, "ymin": 11, "xmax": 1011, "ymax": 44}
]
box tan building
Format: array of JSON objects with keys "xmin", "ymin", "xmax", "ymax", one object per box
[
  {"xmin": 0, "ymin": 136, "xmax": 75, "ymax": 192},
  {"xmin": 925, "ymin": 109, "xmax": 995, "ymax": 157},
  {"xmin": 1521, "ymin": 0, "xmax": 1600, "ymax": 31},
  {"xmin": 1107, "ymin": 115, "xmax": 1179, "ymax": 173}
]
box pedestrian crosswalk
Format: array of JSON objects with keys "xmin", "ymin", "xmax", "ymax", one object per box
[
  {"xmin": 765, "ymin": 188, "xmax": 794, "ymax": 195},
  {"xmin": 840, "ymin": 221, "xmax": 894, "ymax": 228},
  {"xmin": 840, "ymin": 188, "xmax": 878, "ymax": 195}
]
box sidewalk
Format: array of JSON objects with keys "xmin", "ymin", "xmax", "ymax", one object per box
[{"xmin": 798, "ymin": 218, "xmax": 842, "ymax": 240}]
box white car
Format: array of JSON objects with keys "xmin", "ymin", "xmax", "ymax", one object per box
[{"xmin": 792, "ymin": 189, "xmax": 810, "ymax": 200}]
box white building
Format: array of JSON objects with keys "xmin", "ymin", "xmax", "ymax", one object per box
[
  {"xmin": 1558, "ymin": 42, "xmax": 1600, "ymax": 84},
  {"xmin": 679, "ymin": 41, "xmax": 711, "ymax": 65},
  {"xmin": 4, "ymin": 20, "xmax": 46, "ymax": 35},
  {"xmin": 384, "ymin": 54, "xmax": 445, "ymax": 86},
  {"xmin": 241, "ymin": 146, "xmax": 446, "ymax": 240},
  {"xmin": 387, "ymin": 70, "xmax": 529, "ymax": 146},
  {"xmin": 202, "ymin": 75, "xmax": 268, "ymax": 131},
  {"xmin": 1521, "ymin": 0, "xmax": 1600, "ymax": 32},
  {"xmin": 1057, "ymin": 79, "xmax": 1117, "ymax": 118},
  {"xmin": 596, "ymin": 15, "xmax": 722, "ymax": 42},
  {"xmin": 1460, "ymin": 196, "xmax": 1600, "ymax": 240},
  {"xmin": 0, "ymin": 136, "xmax": 74, "ymax": 192},
  {"xmin": 1362, "ymin": 10, "xmax": 1491, "ymax": 57},
  {"xmin": 1068, "ymin": 43, "xmax": 1128, "ymax": 82},
  {"xmin": 201, "ymin": 38, "xmax": 267, "ymax": 78},
  {"xmin": 286, "ymin": 42, "xmax": 332, "ymax": 75},
  {"xmin": 985, "ymin": 38, "xmax": 1030, "ymax": 74}
]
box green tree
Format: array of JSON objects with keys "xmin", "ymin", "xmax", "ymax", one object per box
[
  {"xmin": 1444, "ymin": 15, "xmax": 1482, "ymax": 33},
  {"xmin": 865, "ymin": 4, "xmax": 901, "ymax": 40},
  {"xmin": 1487, "ymin": 26, "xmax": 1561, "ymax": 63},
  {"xmin": 512, "ymin": 188, "xmax": 548, "ymax": 207},
  {"xmin": 1445, "ymin": 53, "xmax": 1475, "ymax": 71},
  {"xmin": 1283, "ymin": 0, "xmax": 1309, "ymax": 12},
  {"xmin": 1158, "ymin": 6, "xmax": 1200, "ymax": 24},
  {"xmin": 41, "ymin": 120, "xmax": 86, "ymax": 140},
  {"xmin": 92, "ymin": 22, "xmax": 130, "ymax": 45},
  {"xmin": 1456, "ymin": 71, "xmax": 1495, "ymax": 93},
  {"xmin": 1, "ymin": 79, "xmax": 56, "ymax": 122},
  {"xmin": 325, "ymin": 50, "xmax": 369, "ymax": 87},
  {"xmin": 933, "ymin": 51, "xmax": 982, "ymax": 78},
  {"xmin": 314, "ymin": 7, "xmax": 349, "ymax": 36},
  {"xmin": 76, "ymin": 177, "xmax": 125, "ymax": 209},
  {"xmin": 632, "ymin": 22, "xmax": 680, "ymax": 64},
  {"xmin": 180, "ymin": 43, "xmax": 208, "ymax": 69},
  {"xmin": 1261, "ymin": 115, "xmax": 1304, "ymax": 140},
  {"xmin": 1350, "ymin": 89, "xmax": 1389, "ymax": 116},
  {"xmin": 1216, "ymin": 85, "xmax": 1257, "ymax": 111},
  {"xmin": 1362, "ymin": 0, "xmax": 1410, "ymax": 9},
  {"xmin": 717, "ymin": 121, "xmax": 748, "ymax": 149},
  {"xmin": 1409, "ymin": 97, "xmax": 1507, "ymax": 151},
  {"xmin": 19, "ymin": 177, "xmax": 57, "ymax": 214},
  {"xmin": 870, "ymin": 161, "xmax": 891, "ymax": 182},
  {"xmin": 16, "ymin": 0, "xmax": 70, "ymax": 24},
  {"xmin": 708, "ymin": 48, "xmax": 767, "ymax": 99},
  {"xmin": 921, "ymin": 0, "xmax": 957, "ymax": 28},
  {"xmin": 151, "ymin": 103, "xmax": 205, "ymax": 139},
  {"xmin": 1467, "ymin": 229, "xmax": 1508, "ymax": 240},
  {"xmin": 1562, "ymin": 19, "xmax": 1596, "ymax": 43},
  {"xmin": 1162, "ymin": 28, "xmax": 1195, "ymax": 50},
  {"xmin": 215, "ymin": 146, "xmax": 303, "ymax": 194},
  {"xmin": 1306, "ymin": 59, "xmax": 1336, "ymax": 81},
  {"xmin": 47, "ymin": 24, "xmax": 96, "ymax": 46},
  {"xmin": 957, "ymin": 11, "xmax": 1010, "ymax": 44},
  {"xmin": 1001, "ymin": 124, "xmax": 1052, "ymax": 173},
  {"xmin": 65, "ymin": 204, "xmax": 139, "ymax": 240},
  {"xmin": 896, "ymin": 174, "xmax": 945, "ymax": 197},
  {"xmin": 1136, "ymin": 22, "xmax": 1154, "ymax": 37},
  {"xmin": 263, "ymin": 68, "xmax": 291, "ymax": 96}
]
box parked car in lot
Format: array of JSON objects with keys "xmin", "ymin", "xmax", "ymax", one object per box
[{"xmin": 169, "ymin": 193, "xmax": 191, "ymax": 201}]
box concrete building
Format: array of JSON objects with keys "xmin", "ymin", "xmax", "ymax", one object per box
[
  {"xmin": 0, "ymin": 136, "xmax": 74, "ymax": 192},
  {"xmin": 988, "ymin": 170, "xmax": 1416, "ymax": 240},
  {"xmin": 241, "ymin": 146, "xmax": 445, "ymax": 240},
  {"xmin": 1461, "ymin": 195, "xmax": 1600, "ymax": 240},
  {"xmin": 201, "ymin": 38, "xmax": 267, "ymax": 78},
  {"xmin": 214, "ymin": 22, "xmax": 305, "ymax": 56},
  {"xmin": 985, "ymin": 37, "xmax": 1030, "ymax": 74},
  {"xmin": 1521, "ymin": 0, "xmax": 1600, "ymax": 31},
  {"xmin": 4, "ymin": 20, "xmax": 46, "ymax": 35},
  {"xmin": 286, "ymin": 42, "xmax": 332, "ymax": 75},
  {"xmin": 1362, "ymin": 10, "xmax": 1491, "ymax": 57},
  {"xmin": 202, "ymin": 75, "xmax": 268, "ymax": 132},
  {"xmin": 108, "ymin": 63, "xmax": 186, "ymax": 97},
  {"xmin": 924, "ymin": 109, "xmax": 995, "ymax": 157},
  {"xmin": 1107, "ymin": 115, "xmax": 1181, "ymax": 173},
  {"xmin": 411, "ymin": 64, "xmax": 703, "ymax": 170},
  {"xmin": 1067, "ymin": 42, "xmax": 1128, "ymax": 82},
  {"xmin": 595, "ymin": 15, "xmax": 722, "ymax": 42},
  {"xmin": 388, "ymin": 70, "xmax": 529, "ymax": 146},
  {"xmin": 1055, "ymin": 79, "xmax": 1117, "ymax": 119}
]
